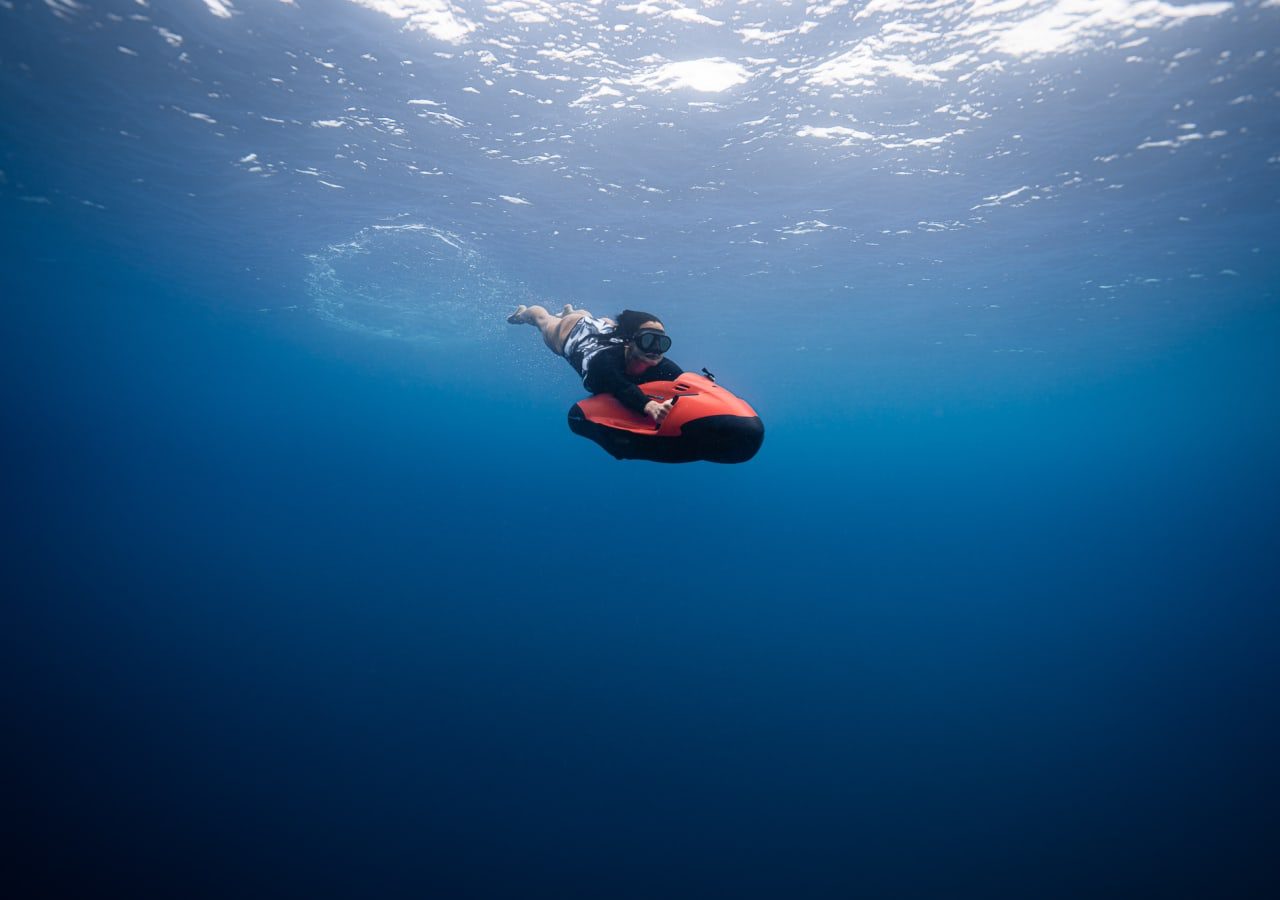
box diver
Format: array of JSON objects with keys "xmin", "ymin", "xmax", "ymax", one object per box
[{"xmin": 507, "ymin": 304, "xmax": 682, "ymax": 426}]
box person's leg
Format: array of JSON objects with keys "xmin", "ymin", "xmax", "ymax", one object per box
[
  {"xmin": 549, "ymin": 310, "xmax": 590, "ymax": 354},
  {"xmin": 509, "ymin": 304, "xmax": 593, "ymax": 355},
  {"xmin": 507, "ymin": 303, "xmax": 553, "ymax": 328}
]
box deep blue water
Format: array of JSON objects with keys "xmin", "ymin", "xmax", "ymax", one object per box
[{"xmin": 4, "ymin": 1, "xmax": 1280, "ymax": 897}]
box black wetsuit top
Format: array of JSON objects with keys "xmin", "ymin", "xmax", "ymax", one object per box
[{"xmin": 583, "ymin": 345, "xmax": 684, "ymax": 414}]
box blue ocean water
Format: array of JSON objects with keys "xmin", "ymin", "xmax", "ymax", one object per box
[{"xmin": 3, "ymin": 1, "xmax": 1279, "ymax": 896}]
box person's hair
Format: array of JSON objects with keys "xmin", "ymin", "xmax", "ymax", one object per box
[{"xmin": 614, "ymin": 310, "xmax": 664, "ymax": 341}]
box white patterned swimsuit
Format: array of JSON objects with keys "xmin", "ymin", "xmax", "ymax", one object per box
[{"xmin": 561, "ymin": 314, "xmax": 617, "ymax": 380}]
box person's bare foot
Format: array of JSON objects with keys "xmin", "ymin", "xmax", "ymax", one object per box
[
  {"xmin": 506, "ymin": 304, "xmax": 529, "ymax": 324},
  {"xmin": 561, "ymin": 304, "xmax": 574, "ymax": 316}
]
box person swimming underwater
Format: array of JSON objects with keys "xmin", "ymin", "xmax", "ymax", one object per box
[{"xmin": 507, "ymin": 305, "xmax": 681, "ymax": 426}]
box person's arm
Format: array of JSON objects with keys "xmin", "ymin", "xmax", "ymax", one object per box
[
  {"xmin": 583, "ymin": 350, "xmax": 652, "ymax": 413},
  {"xmin": 631, "ymin": 359, "xmax": 684, "ymax": 425},
  {"xmin": 645, "ymin": 358, "xmax": 686, "ymax": 425}
]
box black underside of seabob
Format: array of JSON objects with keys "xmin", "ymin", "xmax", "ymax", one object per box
[{"xmin": 567, "ymin": 406, "xmax": 765, "ymax": 464}]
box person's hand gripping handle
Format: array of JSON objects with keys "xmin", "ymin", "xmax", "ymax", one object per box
[{"xmin": 644, "ymin": 397, "xmax": 677, "ymax": 427}]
